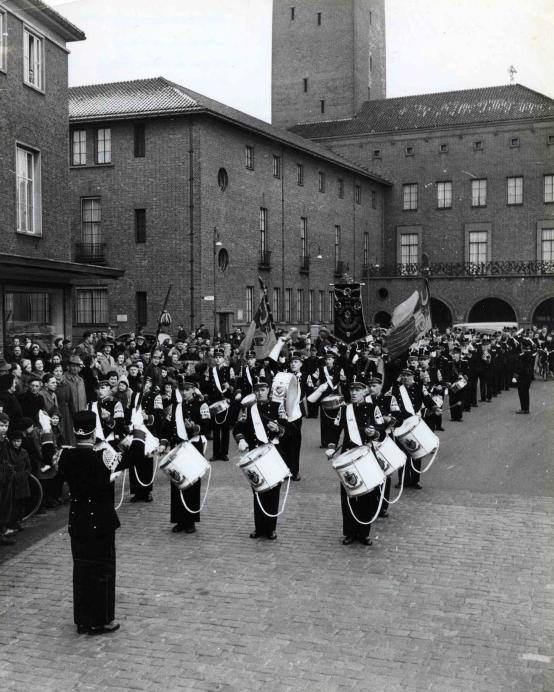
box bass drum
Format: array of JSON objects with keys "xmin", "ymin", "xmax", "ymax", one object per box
[
  {"xmin": 271, "ymin": 372, "xmax": 300, "ymax": 419},
  {"xmin": 22, "ymin": 474, "xmax": 43, "ymax": 522}
]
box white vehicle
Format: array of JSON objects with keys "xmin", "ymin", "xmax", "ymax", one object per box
[{"xmin": 453, "ymin": 322, "xmax": 519, "ymax": 334}]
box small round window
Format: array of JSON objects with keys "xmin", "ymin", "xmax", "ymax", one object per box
[{"xmin": 217, "ymin": 168, "xmax": 228, "ymax": 191}]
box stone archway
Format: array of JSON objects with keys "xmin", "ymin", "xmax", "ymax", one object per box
[
  {"xmin": 468, "ymin": 297, "xmax": 517, "ymax": 323},
  {"xmin": 430, "ymin": 298, "xmax": 452, "ymax": 331},
  {"xmin": 374, "ymin": 310, "xmax": 391, "ymax": 328},
  {"xmin": 532, "ymin": 298, "xmax": 554, "ymax": 330}
]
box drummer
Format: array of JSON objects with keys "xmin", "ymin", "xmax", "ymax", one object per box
[
  {"xmin": 329, "ymin": 379, "xmax": 385, "ymax": 546},
  {"xmin": 232, "ymin": 379, "xmax": 289, "ymax": 540},
  {"xmin": 207, "ymin": 348, "xmax": 235, "ymax": 461},
  {"xmin": 169, "ymin": 374, "xmax": 207, "ymax": 534}
]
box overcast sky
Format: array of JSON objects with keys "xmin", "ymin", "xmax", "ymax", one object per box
[{"xmin": 51, "ymin": 0, "xmax": 553, "ymax": 122}]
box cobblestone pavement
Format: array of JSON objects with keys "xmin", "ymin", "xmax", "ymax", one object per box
[{"xmin": 1, "ymin": 382, "xmax": 553, "ymax": 691}]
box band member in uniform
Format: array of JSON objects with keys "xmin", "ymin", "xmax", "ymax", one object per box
[
  {"xmin": 330, "ymin": 380, "xmax": 385, "ymax": 546},
  {"xmin": 58, "ymin": 409, "xmax": 146, "ymax": 635},
  {"xmin": 313, "ymin": 351, "xmax": 343, "ymax": 448},
  {"xmin": 444, "ymin": 347, "xmax": 467, "ymax": 422},
  {"xmin": 303, "ymin": 346, "xmax": 321, "ymax": 418},
  {"xmin": 233, "ymin": 380, "xmax": 289, "ymax": 540},
  {"xmin": 128, "ymin": 377, "xmax": 159, "ymax": 502},
  {"xmin": 281, "ymin": 350, "xmax": 305, "ymax": 481},
  {"xmin": 513, "ymin": 337, "xmax": 535, "ymax": 414},
  {"xmin": 207, "ymin": 348, "xmax": 234, "ymax": 461},
  {"xmin": 169, "ymin": 375, "xmax": 207, "ymax": 533}
]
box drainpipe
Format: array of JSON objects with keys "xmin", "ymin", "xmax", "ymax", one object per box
[
  {"xmin": 188, "ymin": 119, "xmax": 195, "ymax": 331},
  {"xmin": 280, "ymin": 146, "xmax": 285, "ymax": 323}
]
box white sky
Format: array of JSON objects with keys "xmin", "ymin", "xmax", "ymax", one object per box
[{"xmin": 50, "ymin": 0, "xmax": 554, "ymax": 122}]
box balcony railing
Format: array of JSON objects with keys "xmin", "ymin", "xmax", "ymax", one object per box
[
  {"xmin": 74, "ymin": 242, "xmax": 106, "ymax": 264},
  {"xmin": 334, "ymin": 260, "xmax": 347, "ymax": 277},
  {"xmin": 365, "ymin": 261, "xmax": 554, "ymax": 278},
  {"xmin": 258, "ymin": 250, "xmax": 272, "ymax": 270},
  {"xmin": 299, "ymin": 254, "xmax": 310, "ymax": 273}
]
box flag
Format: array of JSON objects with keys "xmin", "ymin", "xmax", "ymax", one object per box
[
  {"xmin": 333, "ymin": 283, "xmax": 368, "ymax": 343},
  {"xmin": 385, "ymin": 279, "xmax": 432, "ymax": 360},
  {"xmin": 238, "ymin": 277, "xmax": 277, "ymax": 359}
]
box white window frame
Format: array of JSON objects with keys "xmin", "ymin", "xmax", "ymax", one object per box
[
  {"xmin": 259, "ymin": 207, "xmax": 267, "ymax": 255},
  {"xmin": 95, "ymin": 128, "xmax": 111, "ymax": 164},
  {"xmin": 363, "ymin": 232, "xmax": 369, "ymax": 267},
  {"xmin": 272, "ymin": 154, "xmax": 281, "ymax": 179},
  {"xmin": 245, "ymin": 286, "xmax": 254, "ymax": 323},
  {"xmin": 400, "ymin": 233, "xmax": 418, "ymax": 267},
  {"xmin": 544, "ymin": 175, "xmax": 554, "ymax": 204},
  {"xmin": 437, "ymin": 181, "xmax": 452, "ymax": 209},
  {"xmin": 296, "ymin": 163, "xmax": 304, "ymax": 186},
  {"xmin": 75, "ymin": 288, "xmax": 108, "ymax": 325},
  {"xmin": 23, "ymin": 27, "xmax": 43, "ymax": 91},
  {"xmin": 334, "ymin": 225, "xmax": 341, "ymax": 269},
  {"xmin": 81, "ymin": 197, "xmax": 101, "ymax": 245},
  {"xmin": 318, "ymin": 291, "xmax": 324, "ymax": 322},
  {"xmin": 308, "ymin": 290, "xmax": 314, "ymax": 322},
  {"xmin": 328, "ymin": 291, "xmax": 334, "ymax": 322},
  {"xmin": 507, "ymin": 176, "xmax": 523, "ymax": 205},
  {"xmin": 318, "ymin": 171, "xmax": 325, "ymax": 192},
  {"xmin": 0, "ymin": 10, "xmax": 7, "ymax": 73},
  {"xmin": 355, "ymin": 184, "xmax": 361, "ymax": 204},
  {"xmin": 296, "ymin": 289, "xmax": 304, "ymax": 322},
  {"xmin": 72, "ymin": 130, "xmax": 87, "ymax": 166},
  {"xmin": 468, "ymin": 231, "xmax": 488, "ymax": 264},
  {"xmin": 471, "ymin": 179, "xmax": 487, "ymax": 207},
  {"xmin": 245, "ymin": 145, "xmax": 254, "ymax": 170},
  {"xmin": 272, "ymin": 288, "xmax": 281, "ymax": 321},
  {"xmin": 16, "ymin": 143, "xmax": 42, "ymax": 236},
  {"xmin": 540, "ymin": 229, "xmax": 554, "ymax": 262},
  {"xmin": 301, "ymin": 217, "xmax": 308, "ymax": 258},
  {"xmin": 285, "ymin": 289, "xmax": 292, "ymax": 323},
  {"xmin": 403, "ymin": 183, "xmax": 418, "ymax": 211}
]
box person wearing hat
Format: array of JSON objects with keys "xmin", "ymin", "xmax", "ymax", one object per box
[
  {"xmin": 233, "ymin": 379, "xmax": 289, "ymax": 540},
  {"xmin": 329, "ymin": 379, "xmax": 385, "ymax": 545},
  {"xmin": 206, "ymin": 348, "xmax": 235, "ymax": 461},
  {"xmin": 91, "ymin": 380, "xmax": 126, "ymax": 442},
  {"xmin": 477, "ymin": 337, "xmax": 493, "ymax": 403},
  {"xmin": 314, "ymin": 351, "xmax": 343, "ymax": 448},
  {"xmin": 513, "ymin": 338, "xmax": 536, "ymax": 414},
  {"xmin": 303, "ymin": 345, "xmax": 321, "ymax": 418},
  {"xmin": 75, "ymin": 331, "xmax": 96, "ymax": 359},
  {"xmin": 6, "ymin": 429, "xmax": 32, "ymax": 533},
  {"xmin": 444, "ymin": 347, "xmax": 467, "ymax": 422},
  {"xmin": 128, "ymin": 376, "xmax": 161, "ymax": 503},
  {"xmin": 0, "ymin": 373, "xmax": 24, "ymax": 433},
  {"xmin": 0, "ymin": 413, "xmax": 17, "ymax": 545},
  {"xmin": 57, "ymin": 409, "xmax": 147, "ymax": 635},
  {"xmin": 63, "ymin": 355, "xmax": 87, "ymax": 427},
  {"xmin": 17, "ymin": 376, "xmax": 45, "ymax": 422},
  {"xmin": 168, "ymin": 374, "xmax": 207, "ymax": 534}
]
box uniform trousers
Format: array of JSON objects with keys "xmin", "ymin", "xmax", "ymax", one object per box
[
  {"xmin": 253, "ymin": 483, "xmax": 281, "ymax": 535},
  {"xmin": 71, "ymin": 532, "xmax": 116, "ymax": 627},
  {"xmin": 211, "ymin": 418, "xmax": 230, "ymax": 458},
  {"xmin": 170, "ymin": 480, "xmax": 201, "ymax": 529},
  {"xmin": 340, "ymin": 485, "xmax": 379, "ymax": 539},
  {"xmin": 320, "ymin": 407, "xmax": 341, "ymax": 447},
  {"xmin": 517, "ymin": 381, "xmax": 531, "ymax": 412},
  {"xmin": 282, "ymin": 418, "xmax": 302, "ymax": 477},
  {"xmin": 129, "ymin": 455, "xmax": 154, "ymax": 499}
]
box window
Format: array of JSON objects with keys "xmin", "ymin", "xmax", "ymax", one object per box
[
  {"xmin": 405, "ymin": 146, "xmax": 414, "ymax": 157},
  {"xmin": 95, "ymin": 128, "xmax": 111, "ymax": 164},
  {"xmin": 338, "ymin": 178, "xmax": 344, "ymax": 198},
  {"xmin": 469, "ymin": 231, "xmax": 488, "ymax": 264},
  {"xmin": 507, "ymin": 176, "xmax": 523, "ymax": 205},
  {"xmin": 471, "ymin": 179, "xmax": 487, "ymax": 207},
  {"xmin": 0, "ymin": 10, "xmax": 7, "ymax": 72},
  {"xmin": 76, "ymin": 288, "xmax": 108, "ymax": 324},
  {"xmin": 371, "ymin": 190, "xmax": 377, "ymax": 209},
  {"xmin": 369, "ymin": 10, "xmax": 372, "ymax": 24},
  {"xmin": 372, "ymin": 149, "xmax": 381, "ymax": 159},
  {"xmin": 5, "ymin": 291, "xmax": 51, "ymax": 327},
  {"xmin": 473, "ymin": 140, "xmax": 483, "ymax": 151},
  {"xmin": 285, "ymin": 289, "xmax": 292, "ymax": 323},
  {"xmin": 317, "ymin": 12, "xmax": 321, "ymax": 25},
  {"xmin": 136, "ymin": 292, "xmax": 147, "ymax": 327},
  {"xmin": 369, "ymin": 55, "xmax": 373, "ymax": 72},
  {"xmin": 549, "ymin": 135, "xmax": 554, "ymax": 146},
  {"xmin": 16, "ymin": 145, "xmax": 41, "ymax": 235},
  {"xmin": 328, "ymin": 291, "xmax": 334, "ymax": 322},
  {"xmin": 290, "ymin": 6, "xmax": 295, "ymax": 20},
  {"xmin": 134, "ymin": 123, "xmax": 145, "ymax": 157},
  {"xmin": 318, "ymin": 291, "xmax": 324, "ymax": 321},
  {"xmin": 23, "ymin": 28, "xmax": 43, "ymax": 90},
  {"xmin": 541, "ymin": 229, "xmax": 554, "ymax": 261},
  {"xmin": 260, "ymin": 207, "xmax": 267, "ymax": 256},
  {"xmin": 217, "ymin": 168, "xmax": 228, "ymax": 191},
  {"xmin": 439, "ymin": 143, "xmax": 449, "ymax": 153},
  {"xmin": 403, "ymin": 183, "xmax": 418, "ymax": 211},
  {"xmin": 300, "ymin": 217, "xmax": 308, "ymax": 258},
  {"xmin": 320, "ymin": 100, "xmax": 325, "ymax": 114},
  {"xmin": 296, "ymin": 163, "xmax": 304, "ymax": 185},
  {"xmin": 400, "ymin": 233, "xmax": 418, "ymax": 266},
  {"xmin": 437, "ymin": 181, "xmax": 452, "ymax": 209},
  {"xmin": 296, "ymin": 289, "xmax": 304, "ymax": 322},
  {"xmin": 245, "ymin": 145, "xmax": 254, "ymax": 170},
  {"xmin": 318, "ymin": 171, "xmax": 325, "ymax": 192},
  {"xmin": 273, "ymin": 288, "xmax": 281, "ymax": 321},
  {"xmin": 355, "ymin": 184, "xmax": 361, "ymax": 204},
  {"xmin": 135, "ymin": 209, "xmax": 146, "ymax": 243},
  {"xmin": 334, "ymin": 225, "xmax": 341, "ymax": 269},
  {"xmin": 303, "ymin": 77, "xmax": 308, "ymax": 93},
  {"xmin": 81, "ymin": 198, "xmax": 101, "ymax": 245},
  {"xmin": 273, "ymin": 154, "xmax": 282, "ymax": 179},
  {"xmin": 363, "ymin": 232, "xmax": 369, "ymax": 267},
  {"xmin": 544, "ymin": 175, "xmax": 554, "ymax": 203},
  {"xmin": 71, "ymin": 130, "xmax": 86, "ymax": 166},
  {"xmin": 510, "ymin": 137, "xmax": 520, "ymax": 148},
  {"xmin": 245, "ymin": 286, "xmax": 254, "ymax": 323},
  {"xmin": 308, "ymin": 290, "xmax": 314, "ymax": 322}
]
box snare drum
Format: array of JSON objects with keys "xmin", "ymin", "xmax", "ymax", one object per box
[
  {"xmin": 450, "ymin": 377, "xmax": 467, "ymax": 393},
  {"xmin": 209, "ymin": 399, "xmax": 230, "ymax": 416},
  {"xmin": 237, "ymin": 443, "xmax": 291, "ymax": 493},
  {"xmin": 373, "ymin": 435, "xmax": 406, "ymax": 476},
  {"xmin": 321, "ymin": 394, "xmax": 344, "ymax": 410},
  {"xmin": 393, "ymin": 415, "xmax": 439, "ymax": 459},
  {"xmin": 159, "ymin": 441, "xmax": 210, "ymax": 490},
  {"xmin": 332, "ymin": 445, "xmax": 385, "ymax": 497}
]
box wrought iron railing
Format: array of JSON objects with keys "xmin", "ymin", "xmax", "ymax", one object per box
[
  {"xmin": 299, "ymin": 254, "xmax": 310, "ymax": 273},
  {"xmin": 258, "ymin": 250, "xmax": 272, "ymax": 269},
  {"xmin": 365, "ymin": 261, "xmax": 554, "ymax": 278},
  {"xmin": 74, "ymin": 242, "xmax": 106, "ymax": 264}
]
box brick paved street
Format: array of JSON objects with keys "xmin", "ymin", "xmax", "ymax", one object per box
[{"xmin": 1, "ymin": 383, "xmax": 553, "ymax": 691}]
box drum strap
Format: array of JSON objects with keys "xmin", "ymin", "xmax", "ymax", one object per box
[
  {"xmin": 323, "ymin": 366, "xmax": 336, "ymax": 390},
  {"xmin": 346, "ymin": 404, "xmax": 363, "ymax": 446},
  {"xmin": 90, "ymin": 401, "xmax": 106, "ymax": 441},
  {"xmin": 175, "ymin": 402, "xmax": 189, "ymax": 441},
  {"xmin": 399, "ymin": 385, "xmax": 415, "ymax": 415},
  {"xmin": 251, "ymin": 403, "xmax": 269, "ymax": 444},
  {"xmin": 212, "ymin": 367, "xmax": 223, "ymax": 394}
]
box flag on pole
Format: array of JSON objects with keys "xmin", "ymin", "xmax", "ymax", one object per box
[
  {"xmin": 385, "ymin": 279, "xmax": 432, "ymax": 361},
  {"xmin": 238, "ymin": 277, "xmax": 277, "ymax": 359}
]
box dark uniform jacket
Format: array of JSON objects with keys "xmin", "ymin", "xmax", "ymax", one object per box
[{"xmin": 233, "ymin": 400, "xmax": 287, "ymax": 451}]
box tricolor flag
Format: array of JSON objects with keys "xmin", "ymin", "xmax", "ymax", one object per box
[
  {"xmin": 385, "ymin": 279, "xmax": 432, "ymax": 360},
  {"xmin": 238, "ymin": 277, "xmax": 277, "ymax": 359}
]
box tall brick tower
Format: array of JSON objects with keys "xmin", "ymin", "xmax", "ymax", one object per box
[{"xmin": 271, "ymin": 0, "xmax": 386, "ymax": 129}]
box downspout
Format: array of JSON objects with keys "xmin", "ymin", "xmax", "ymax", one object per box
[
  {"xmin": 188, "ymin": 119, "xmax": 195, "ymax": 331},
  {"xmin": 352, "ymin": 180, "xmax": 357, "ymax": 281},
  {"xmin": 280, "ymin": 146, "xmax": 285, "ymax": 323}
]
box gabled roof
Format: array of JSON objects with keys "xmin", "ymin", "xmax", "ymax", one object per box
[
  {"xmin": 25, "ymin": 0, "xmax": 85, "ymax": 42},
  {"xmin": 290, "ymin": 84, "xmax": 554, "ymax": 139},
  {"xmin": 69, "ymin": 77, "xmax": 390, "ymax": 185}
]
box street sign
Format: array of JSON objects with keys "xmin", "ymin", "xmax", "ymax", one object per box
[{"xmin": 203, "ymin": 295, "xmax": 215, "ymax": 301}]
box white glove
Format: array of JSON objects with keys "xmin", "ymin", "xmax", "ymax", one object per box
[
  {"xmin": 238, "ymin": 439, "xmax": 249, "ymax": 452},
  {"xmin": 131, "ymin": 408, "xmax": 144, "ymax": 428},
  {"xmin": 325, "ymin": 444, "xmax": 337, "ymax": 459}
]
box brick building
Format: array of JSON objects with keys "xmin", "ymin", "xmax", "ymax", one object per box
[
  {"xmin": 68, "ymin": 78, "xmax": 390, "ymax": 336},
  {"xmin": 0, "ymin": 0, "xmax": 121, "ymax": 352},
  {"xmin": 274, "ymin": 0, "xmax": 554, "ymax": 329}
]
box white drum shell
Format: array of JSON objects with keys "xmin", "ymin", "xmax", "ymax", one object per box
[
  {"xmin": 159, "ymin": 441, "xmax": 210, "ymax": 489},
  {"xmin": 394, "ymin": 416, "xmax": 439, "ymax": 459},
  {"xmin": 321, "ymin": 395, "xmax": 344, "ymax": 410},
  {"xmin": 209, "ymin": 400, "xmax": 229, "ymax": 415},
  {"xmin": 332, "ymin": 445, "xmax": 386, "ymax": 497},
  {"xmin": 374, "ymin": 436, "xmax": 407, "ymax": 476},
  {"xmin": 450, "ymin": 379, "xmax": 466, "ymax": 392},
  {"xmin": 237, "ymin": 443, "xmax": 291, "ymax": 493}
]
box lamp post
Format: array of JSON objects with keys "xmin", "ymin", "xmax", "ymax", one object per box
[{"xmin": 213, "ymin": 227, "xmax": 222, "ymax": 338}]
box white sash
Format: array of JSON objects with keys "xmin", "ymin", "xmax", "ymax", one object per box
[
  {"xmin": 90, "ymin": 401, "xmax": 105, "ymax": 440},
  {"xmin": 374, "ymin": 405, "xmax": 384, "ymax": 425},
  {"xmin": 345, "ymin": 404, "xmax": 363, "ymax": 446},
  {"xmin": 175, "ymin": 403, "xmax": 188, "ymax": 441},
  {"xmin": 323, "ymin": 366, "xmax": 336, "ymax": 390},
  {"xmin": 246, "ymin": 366, "xmax": 253, "ymax": 387},
  {"xmin": 212, "ymin": 367, "xmax": 223, "ymax": 394},
  {"xmin": 399, "ymin": 385, "xmax": 416, "ymax": 416},
  {"xmin": 251, "ymin": 403, "xmax": 269, "ymax": 444}
]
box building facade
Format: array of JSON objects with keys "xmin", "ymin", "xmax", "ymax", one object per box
[
  {"xmin": 69, "ymin": 78, "xmax": 389, "ymax": 337},
  {"xmin": 0, "ymin": 0, "xmax": 121, "ymax": 352}
]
